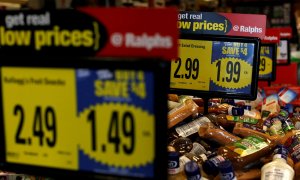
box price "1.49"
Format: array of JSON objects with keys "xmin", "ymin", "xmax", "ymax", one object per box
[{"xmin": 87, "ymin": 109, "xmax": 135, "ymax": 154}]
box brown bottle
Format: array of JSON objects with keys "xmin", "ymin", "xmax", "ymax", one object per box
[
  {"xmin": 168, "ymin": 99, "xmax": 199, "ymax": 129},
  {"xmin": 198, "ymin": 122, "xmax": 241, "ymax": 146},
  {"xmin": 216, "ymin": 135, "xmax": 276, "ymax": 169}
]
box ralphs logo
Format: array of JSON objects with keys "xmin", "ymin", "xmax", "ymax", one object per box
[
  {"xmin": 264, "ymin": 36, "xmax": 279, "ymax": 41},
  {"xmin": 168, "ymin": 160, "xmax": 178, "ymax": 168},
  {"xmin": 110, "ymin": 32, "xmax": 173, "ymax": 51},
  {"xmin": 232, "ymin": 25, "xmax": 263, "ymax": 34}
]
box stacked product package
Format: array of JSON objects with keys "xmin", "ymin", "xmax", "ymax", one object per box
[{"xmin": 167, "ymin": 87, "xmax": 300, "ymax": 180}]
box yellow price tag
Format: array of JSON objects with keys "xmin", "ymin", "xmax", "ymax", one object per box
[
  {"xmin": 1, "ymin": 67, "xmax": 77, "ymax": 170},
  {"xmin": 211, "ymin": 57, "xmax": 252, "ymax": 89},
  {"xmin": 170, "ymin": 39, "xmax": 211, "ymax": 91},
  {"xmin": 259, "ymin": 56, "xmax": 273, "ymax": 75},
  {"xmin": 78, "ymin": 103, "xmax": 154, "ymax": 168}
]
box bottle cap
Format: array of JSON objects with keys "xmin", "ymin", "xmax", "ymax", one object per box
[
  {"xmin": 218, "ymin": 160, "xmax": 236, "ymax": 180},
  {"xmin": 273, "ymin": 145, "xmax": 288, "ymax": 160},
  {"xmin": 243, "ymin": 105, "xmax": 252, "ymax": 111},
  {"xmin": 184, "ymin": 161, "xmax": 201, "ymax": 179},
  {"xmin": 168, "ymin": 152, "xmax": 180, "ymax": 174},
  {"xmin": 202, "ymin": 155, "xmax": 224, "ymax": 176},
  {"xmin": 172, "ymin": 137, "xmax": 193, "ymax": 155},
  {"xmin": 222, "ymin": 99, "xmax": 235, "ymax": 105},
  {"xmin": 231, "ymin": 107, "xmax": 244, "ymax": 116}
]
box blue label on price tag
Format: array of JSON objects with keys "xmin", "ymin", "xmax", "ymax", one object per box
[
  {"xmin": 209, "ymin": 41, "xmax": 255, "ymax": 94},
  {"xmin": 76, "ymin": 69, "xmax": 155, "ymax": 178}
]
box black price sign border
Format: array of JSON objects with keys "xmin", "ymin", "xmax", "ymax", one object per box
[
  {"xmin": 277, "ymin": 38, "xmax": 291, "ymax": 66},
  {"xmin": 0, "ymin": 57, "xmax": 169, "ymax": 180},
  {"xmin": 258, "ymin": 43, "xmax": 277, "ymax": 81},
  {"xmin": 169, "ymin": 34, "xmax": 260, "ymax": 100}
]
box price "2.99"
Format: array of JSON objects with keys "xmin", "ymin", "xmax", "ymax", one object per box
[{"xmin": 173, "ymin": 58, "xmax": 199, "ymax": 80}]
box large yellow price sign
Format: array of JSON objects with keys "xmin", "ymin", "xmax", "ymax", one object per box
[
  {"xmin": 78, "ymin": 103, "xmax": 154, "ymax": 168},
  {"xmin": 211, "ymin": 57, "xmax": 252, "ymax": 89},
  {"xmin": 1, "ymin": 67, "xmax": 77, "ymax": 170},
  {"xmin": 170, "ymin": 39, "xmax": 211, "ymax": 91},
  {"xmin": 259, "ymin": 56, "xmax": 273, "ymax": 75}
]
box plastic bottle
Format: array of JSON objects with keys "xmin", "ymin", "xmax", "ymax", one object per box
[
  {"xmin": 228, "ymin": 105, "xmax": 261, "ymax": 119},
  {"xmin": 202, "ymin": 155, "xmax": 226, "ymax": 176},
  {"xmin": 184, "ymin": 161, "xmax": 201, "ymax": 180},
  {"xmin": 208, "ymin": 103, "xmax": 230, "ymax": 114},
  {"xmin": 198, "ymin": 122, "xmax": 241, "ymax": 146},
  {"xmin": 283, "ymin": 130, "xmax": 300, "ymax": 179},
  {"xmin": 216, "ymin": 135, "xmax": 276, "ymax": 169},
  {"xmin": 169, "ymin": 116, "xmax": 211, "ymax": 141},
  {"xmin": 168, "ymin": 99, "xmax": 199, "ymax": 129},
  {"xmin": 184, "ymin": 152, "xmax": 208, "ymax": 165},
  {"xmin": 218, "ymin": 160, "xmax": 237, "ymax": 180},
  {"xmin": 189, "ymin": 142, "xmax": 207, "ymax": 156},
  {"xmin": 168, "ymin": 152, "xmax": 186, "ymax": 180},
  {"xmin": 261, "ymin": 145, "xmax": 294, "ymax": 180},
  {"xmin": 169, "ymin": 137, "xmax": 193, "ymax": 155}
]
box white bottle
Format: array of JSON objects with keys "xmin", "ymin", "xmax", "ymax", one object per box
[{"xmin": 261, "ymin": 145, "xmax": 294, "ymax": 180}]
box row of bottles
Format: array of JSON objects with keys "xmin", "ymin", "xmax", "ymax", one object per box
[{"xmin": 167, "ymin": 89, "xmax": 300, "ymax": 180}]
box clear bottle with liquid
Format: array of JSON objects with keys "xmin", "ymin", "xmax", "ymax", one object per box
[{"xmin": 261, "ymin": 145, "xmax": 294, "ymax": 180}]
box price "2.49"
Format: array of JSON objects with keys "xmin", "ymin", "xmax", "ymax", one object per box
[{"xmin": 14, "ymin": 105, "xmax": 56, "ymax": 147}]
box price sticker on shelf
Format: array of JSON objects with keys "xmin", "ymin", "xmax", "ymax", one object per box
[
  {"xmin": 210, "ymin": 57, "xmax": 252, "ymax": 89},
  {"xmin": 258, "ymin": 44, "xmax": 276, "ymax": 81},
  {"xmin": 76, "ymin": 69, "xmax": 155, "ymax": 177},
  {"xmin": 259, "ymin": 56, "xmax": 272, "ymax": 75},
  {"xmin": 0, "ymin": 62, "xmax": 162, "ymax": 179},
  {"xmin": 1, "ymin": 67, "xmax": 78, "ymax": 170},
  {"xmin": 170, "ymin": 39, "xmax": 211, "ymax": 91},
  {"xmin": 170, "ymin": 36, "xmax": 259, "ymax": 99}
]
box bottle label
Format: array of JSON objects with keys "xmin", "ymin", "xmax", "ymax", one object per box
[
  {"xmin": 175, "ymin": 117, "xmax": 210, "ymax": 137},
  {"xmin": 279, "ymin": 109, "xmax": 289, "ymax": 118},
  {"xmin": 179, "ymin": 156, "xmax": 191, "ymax": 172},
  {"xmin": 187, "ymin": 174, "xmax": 201, "ymax": 180},
  {"xmin": 263, "ymin": 168, "xmax": 292, "ymax": 180},
  {"xmin": 229, "ymin": 136, "xmax": 268, "ymax": 157},
  {"xmin": 243, "ymin": 123, "xmax": 265, "ymax": 133},
  {"xmin": 209, "ymin": 155, "xmax": 225, "ymax": 166},
  {"xmin": 190, "ymin": 142, "xmax": 206, "ymax": 156},
  {"xmin": 285, "ymin": 131, "xmax": 300, "ymax": 163},
  {"xmin": 281, "ymin": 118, "xmax": 295, "ymax": 132},
  {"xmin": 244, "ymin": 110, "xmax": 257, "ymax": 118},
  {"xmin": 198, "ymin": 153, "xmax": 207, "ymax": 162},
  {"xmin": 264, "ymin": 117, "xmax": 284, "ymax": 135},
  {"xmin": 269, "ymin": 118, "xmax": 284, "ymax": 135},
  {"xmin": 220, "ymin": 172, "xmax": 236, "ymax": 180},
  {"xmin": 226, "ymin": 115, "xmax": 258, "ymax": 124},
  {"xmin": 295, "ymin": 121, "xmax": 300, "ymax": 130},
  {"xmin": 180, "ymin": 156, "xmax": 191, "ymax": 165}
]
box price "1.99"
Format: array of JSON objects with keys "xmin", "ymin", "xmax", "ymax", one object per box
[{"xmin": 216, "ymin": 60, "xmax": 241, "ymax": 83}]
